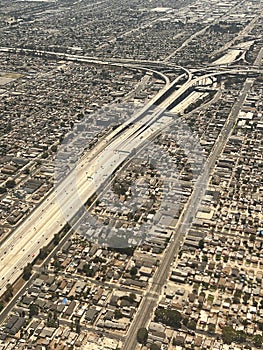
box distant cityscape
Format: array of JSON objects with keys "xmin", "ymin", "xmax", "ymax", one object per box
[{"xmin": 0, "ymin": 1, "xmax": 262, "ymax": 350}]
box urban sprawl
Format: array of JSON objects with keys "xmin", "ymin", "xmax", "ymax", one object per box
[{"xmin": 0, "ymin": 1, "xmax": 262, "ymax": 350}]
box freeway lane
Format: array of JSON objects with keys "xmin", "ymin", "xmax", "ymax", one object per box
[{"xmin": 122, "ymin": 76, "xmax": 255, "ymax": 350}]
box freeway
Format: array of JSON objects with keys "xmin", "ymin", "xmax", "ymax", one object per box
[
  {"xmin": 0, "ymin": 66, "xmax": 212, "ymax": 296},
  {"xmin": 0, "ymin": 52, "xmax": 251, "ymax": 297},
  {"xmin": 122, "ymin": 76, "xmax": 255, "ymax": 350},
  {"xmin": 0, "ymin": 51, "xmax": 252, "ymax": 303}
]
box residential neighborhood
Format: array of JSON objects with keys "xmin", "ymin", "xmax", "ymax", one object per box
[{"xmin": 0, "ymin": 0, "xmax": 262, "ymax": 350}]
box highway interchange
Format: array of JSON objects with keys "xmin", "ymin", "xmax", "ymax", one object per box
[{"xmin": 0, "ymin": 47, "xmax": 261, "ymax": 348}]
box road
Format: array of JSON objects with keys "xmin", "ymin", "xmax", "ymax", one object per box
[
  {"xmin": 210, "ymin": 14, "xmax": 260, "ymax": 60},
  {"xmin": 0, "ymin": 50, "xmax": 255, "ymax": 297},
  {"xmin": 0, "ymin": 67, "xmax": 219, "ymax": 297},
  {"xmin": 122, "ymin": 77, "xmax": 254, "ymax": 350},
  {"xmin": 0, "ymin": 46, "xmax": 195, "ymax": 86},
  {"xmin": 164, "ymin": 0, "xmax": 248, "ymax": 63},
  {"xmin": 0, "ymin": 51, "xmax": 257, "ymax": 340}
]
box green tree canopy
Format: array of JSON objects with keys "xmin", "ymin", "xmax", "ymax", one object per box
[
  {"xmin": 6, "ymin": 179, "xmax": 16, "ymax": 189},
  {"xmin": 130, "ymin": 266, "xmax": 138, "ymax": 276},
  {"xmin": 222, "ymin": 326, "xmax": 238, "ymax": 344},
  {"xmin": 154, "ymin": 308, "xmax": 182, "ymax": 328},
  {"xmin": 29, "ymin": 304, "xmax": 39, "ymax": 318},
  {"xmin": 39, "ymin": 247, "xmax": 48, "ymax": 260},
  {"xmin": 253, "ymin": 334, "xmax": 263, "ymax": 348},
  {"xmin": 137, "ymin": 328, "xmax": 148, "ymax": 345},
  {"xmin": 114, "ymin": 309, "xmax": 123, "ymax": 320},
  {"xmin": 23, "ymin": 263, "xmax": 32, "ymax": 280}
]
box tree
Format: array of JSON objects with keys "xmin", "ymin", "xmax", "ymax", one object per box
[
  {"xmin": 236, "ymin": 330, "xmax": 246, "ymax": 343},
  {"xmin": 39, "ymin": 247, "xmax": 48, "ymax": 260},
  {"xmin": 114, "ymin": 309, "xmax": 123, "ymax": 319},
  {"xmin": 76, "ymin": 322, "xmax": 81, "ymax": 334},
  {"xmin": 29, "ymin": 304, "xmax": 39, "ymax": 318},
  {"xmin": 243, "ymin": 294, "xmax": 250, "ymax": 305},
  {"xmin": 187, "ymin": 320, "xmax": 197, "ymax": 330},
  {"xmin": 130, "ymin": 266, "xmax": 137, "ymax": 277},
  {"xmin": 202, "ymin": 255, "xmax": 208, "ymax": 262},
  {"xmin": 254, "ymin": 335, "xmax": 263, "ymax": 348},
  {"xmin": 137, "ymin": 328, "xmax": 148, "ymax": 345},
  {"xmin": 6, "ymin": 179, "xmax": 16, "ymax": 189},
  {"xmin": 5, "ymin": 284, "xmax": 13, "ymax": 301},
  {"xmin": 113, "ymin": 182, "xmax": 127, "ymax": 196},
  {"xmin": 233, "ymin": 296, "xmax": 240, "ymax": 304},
  {"xmin": 173, "ymin": 337, "xmax": 184, "ymax": 346},
  {"xmin": 234, "ymin": 290, "xmax": 242, "ymax": 298},
  {"xmin": 83, "ymin": 263, "xmax": 95, "ymax": 277},
  {"xmin": 42, "ymin": 152, "xmax": 49, "ymax": 159},
  {"xmin": 46, "ymin": 311, "xmax": 58, "ymax": 327},
  {"xmin": 53, "ymin": 233, "xmax": 60, "ymax": 245},
  {"xmin": 208, "ymin": 323, "xmax": 215, "ymax": 333},
  {"xmin": 198, "ymin": 239, "xmax": 204, "ymax": 250},
  {"xmin": 51, "ymin": 145, "xmax": 58, "ymax": 152},
  {"xmin": 154, "ymin": 308, "xmax": 182, "ymax": 328},
  {"xmin": 74, "ymin": 318, "xmax": 81, "ymax": 334},
  {"xmin": 0, "ymin": 300, "xmax": 4, "ymax": 311},
  {"xmin": 93, "ymin": 256, "xmax": 106, "ymax": 264},
  {"xmin": 23, "ymin": 168, "xmax": 30, "ymax": 175},
  {"xmin": 182, "ymin": 317, "xmax": 188, "ymax": 326},
  {"xmin": 222, "ymin": 326, "xmax": 237, "ymax": 344},
  {"xmin": 121, "ymin": 294, "xmax": 137, "ymax": 305},
  {"xmin": 53, "ymin": 257, "xmax": 61, "ymax": 270},
  {"xmin": 23, "ymin": 263, "xmax": 32, "ymax": 280},
  {"xmin": 129, "ymin": 293, "xmax": 136, "ymax": 303}
]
